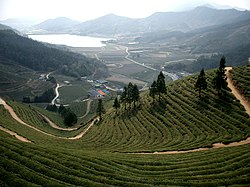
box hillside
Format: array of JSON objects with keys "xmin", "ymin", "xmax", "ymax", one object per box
[
  {"xmin": 0, "ymin": 66, "xmax": 249, "ymax": 186},
  {"xmin": 0, "ymin": 30, "xmax": 108, "ymax": 77}
]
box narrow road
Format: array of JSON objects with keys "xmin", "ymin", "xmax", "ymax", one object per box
[
  {"xmin": 51, "ymin": 83, "xmax": 61, "ymax": 105},
  {"xmin": 0, "ymin": 98, "xmax": 97, "ymax": 140},
  {"xmin": 125, "ymin": 47, "xmax": 178, "ymax": 81},
  {"xmin": 226, "ymin": 67, "xmax": 250, "ymax": 116},
  {"xmin": 80, "ymin": 99, "xmax": 93, "ymax": 119}
]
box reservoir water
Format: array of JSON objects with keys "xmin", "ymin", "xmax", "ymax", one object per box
[{"xmin": 28, "ymin": 34, "xmax": 110, "ymax": 47}]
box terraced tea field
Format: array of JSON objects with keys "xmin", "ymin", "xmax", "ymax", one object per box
[{"xmin": 0, "ymin": 66, "xmax": 250, "ymax": 186}]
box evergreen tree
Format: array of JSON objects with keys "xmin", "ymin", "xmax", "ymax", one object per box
[
  {"xmin": 127, "ymin": 82, "xmax": 134, "ymax": 108},
  {"xmin": 58, "ymin": 104, "xmax": 66, "ymax": 115},
  {"xmin": 149, "ymin": 81, "xmax": 157, "ymax": 103},
  {"xmin": 63, "ymin": 110, "xmax": 77, "ymax": 126},
  {"xmin": 195, "ymin": 68, "xmax": 207, "ymax": 98},
  {"xmin": 113, "ymin": 97, "xmax": 120, "ymax": 114},
  {"xmin": 132, "ymin": 84, "xmax": 140, "ymax": 108},
  {"xmin": 156, "ymin": 71, "xmax": 167, "ymax": 101},
  {"xmin": 213, "ymin": 56, "xmax": 228, "ymax": 96},
  {"xmin": 96, "ymin": 99, "xmax": 105, "ymax": 121},
  {"xmin": 121, "ymin": 86, "xmax": 128, "ymax": 110}
]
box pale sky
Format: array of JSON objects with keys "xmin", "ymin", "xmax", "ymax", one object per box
[{"xmin": 1, "ymin": 0, "xmax": 250, "ymax": 22}]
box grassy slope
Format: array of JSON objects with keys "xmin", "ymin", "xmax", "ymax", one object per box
[
  {"xmin": 231, "ymin": 65, "xmax": 250, "ymax": 101},
  {"xmin": 0, "ymin": 67, "xmax": 250, "ymax": 186}
]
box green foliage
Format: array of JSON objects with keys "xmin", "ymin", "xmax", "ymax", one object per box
[
  {"xmin": 96, "ymin": 99, "xmax": 105, "ymax": 120},
  {"xmin": 156, "ymin": 71, "xmax": 167, "ymax": 101},
  {"xmin": 213, "ymin": 56, "xmax": 228, "ymax": 96},
  {"xmin": 195, "ymin": 68, "xmax": 207, "ymax": 98},
  {"xmin": 58, "ymin": 104, "xmax": 77, "ymax": 126},
  {"xmin": 46, "ymin": 104, "xmax": 58, "ymax": 112},
  {"xmin": 120, "ymin": 82, "xmax": 140, "ymax": 111},
  {"xmin": 63, "ymin": 111, "xmax": 77, "ymax": 126},
  {"xmin": 120, "ymin": 86, "xmax": 128, "ymax": 110},
  {"xmin": 149, "ymin": 80, "xmax": 157, "ymax": 103},
  {"xmin": 113, "ymin": 97, "xmax": 120, "ymax": 114}
]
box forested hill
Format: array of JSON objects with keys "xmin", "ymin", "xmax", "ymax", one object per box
[{"xmin": 0, "ymin": 30, "xmax": 108, "ymax": 78}]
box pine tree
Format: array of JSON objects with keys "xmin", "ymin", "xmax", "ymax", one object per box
[
  {"xmin": 195, "ymin": 68, "xmax": 207, "ymax": 98},
  {"xmin": 113, "ymin": 97, "xmax": 120, "ymax": 114},
  {"xmin": 96, "ymin": 99, "xmax": 105, "ymax": 121},
  {"xmin": 213, "ymin": 56, "xmax": 228, "ymax": 96},
  {"xmin": 132, "ymin": 84, "xmax": 140, "ymax": 108},
  {"xmin": 127, "ymin": 82, "xmax": 134, "ymax": 109},
  {"xmin": 121, "ymin": 86, "xmax": 128, "ymax": 110},
  {"xmin": 156, "ymin": 71, "xmax": 167, "ymax": 101},
  {"xmin": 149, "ymin": 81, "xmax": 157, "ymax": 103}
]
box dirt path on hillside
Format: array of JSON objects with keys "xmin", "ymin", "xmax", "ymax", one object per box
[
  {"xmin": 0, "ymin": 98, "xmax": 97, "ymax": 140},
  {"xmin": 135, "ymin": 137, "xmax": 250, "ymax": 155},
  {"xmin": 79, "ymin": 99, "xmax": 92, "ymax": 119},
  {"xmin": 68, "ymin": 117, "xmax": 99, "ymax": 140},
  {"xmin": 39, "ymin": 113, "xmax": 78, "ymax": 131},
  {"xmin": 225, "ymin": 67, "xmax": 250, "ymax": 116},
  {"xmin": 0, "ymin": 125, "xmax": 32, "ymax": 143}
]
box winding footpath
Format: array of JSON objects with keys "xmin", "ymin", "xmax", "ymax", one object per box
[
  {"xmin": 225, "ymin": 67, "xmax": 250, "ymax": 116},
  {"xmin": 79, "ymin": 99, "xmax": 93, "ymax": 119},
  {"xmin": 0, "ymin": 98, "xmax": 98, "ymax": 141}
]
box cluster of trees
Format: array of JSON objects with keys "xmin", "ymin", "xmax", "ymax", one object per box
[
  {"xmin": 23, "ymin": 88, "xmax": 55, "ymax": 103},
  {"xmin": 46, "ymin": 104, "xmax": 77, "ymax": 126},
  {"xmin": 149, "ymin": 71, "xmax": 167, "ymax": 103},
  {"xmin": 112, "ymin": 82, "xmax": 140, "ymax": 115},
  {"xmin": 121, "ymin": 82, "xmax": 140, "ymax": 109},
  {"xmin": 195, "ymin": 56, "xmax": 228, "ymax": 98}
]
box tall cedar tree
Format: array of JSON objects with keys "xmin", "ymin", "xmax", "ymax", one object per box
[
  {"xmin": 149, "ymin": 81, "xmax": 157, "ymax": 103},
  {"xmin": 195, "ymin": 68, "xmax": 207, "ymax": 98},
  {"xmin": 132, "ymin": 84, "xmax": 140, "ymax": 108},
  {"xmin": 113, "ymin": 97, "xmax": 120, "ymax": 114},
  {"xmin": 213, "ymin": 56, "xmax": 228, "ymax": 96},
  {"xmin": 121, "ymin": 86, "xmax": 128, "ymax": 110},
  {"xmin": 127, "ymin": 82, "xmax": 134, "ymax": 108},
  {"xmin": 157, "ymin": 71, "xmax": 167, "ymax": 101},
  {"xmin": 96, "ymin": 99, "xmax": 105, "ymax": 121}
]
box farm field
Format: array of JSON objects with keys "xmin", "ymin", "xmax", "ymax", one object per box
[{"xmin": 0, "ymin": 66, "xmax": 250, "ymax": 186}]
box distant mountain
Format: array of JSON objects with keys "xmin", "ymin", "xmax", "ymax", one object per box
[
  {"xmin": 71, "ymin": 6, "xmax": 250, "ymax": 35},
  {"xmin": 72, "ymin": 14, "xmax": 136, "ymax": 35},
  {"xmin": 34, "ymin": 17, "xmax": 81, "ymax": 32},
  {"xmin": 0, "ymin": 18, "xmax": 39, "ymax": 29},
  {"xmin": 0, "ymin": 30, "xmax": 108, "ymax": 78}
]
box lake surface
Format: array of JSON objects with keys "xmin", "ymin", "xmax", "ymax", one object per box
[{"xmin": 28, "ymin": 34, "xmax": 109, "ymax": 47}]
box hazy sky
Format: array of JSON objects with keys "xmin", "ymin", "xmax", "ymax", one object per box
[{"xmin": 1, "ymin": 0, "xmax": 250, "ymax": 22}]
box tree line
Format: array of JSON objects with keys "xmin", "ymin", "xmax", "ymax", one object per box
[
  {"xmin": 97, "ymin": 56, "xmax": 228, "ymax": 121},
  {"xmin": 195, "ymin": 56, "xmax": 228, "ymax": 98},
  {"xmin": 46, "ymin": 104, "xmax": 77, "ymax": 126}
]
